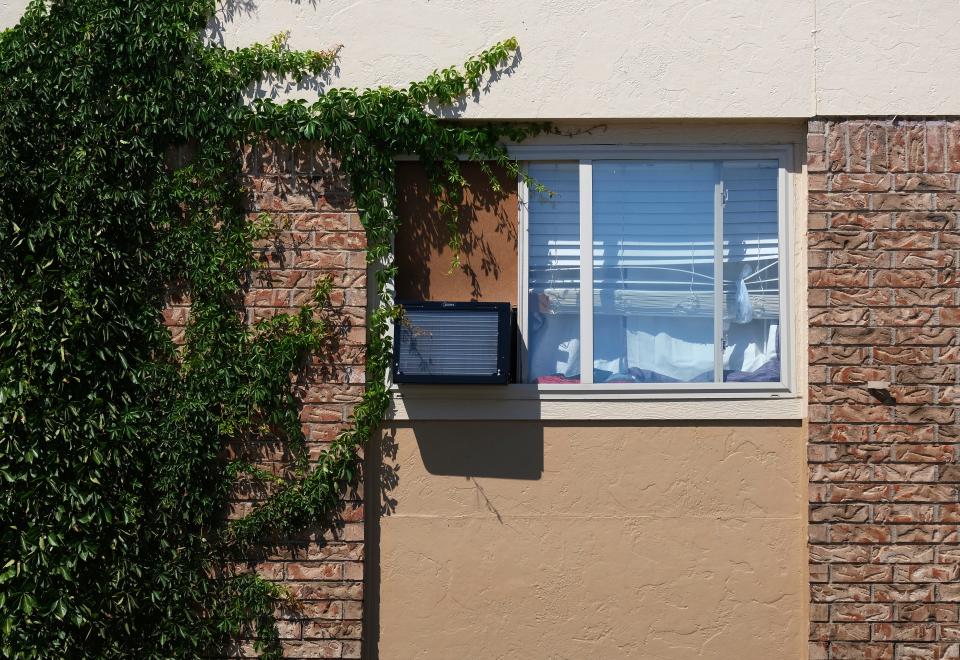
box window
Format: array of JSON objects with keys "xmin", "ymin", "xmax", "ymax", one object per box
[{"xmin": 519, "ymin": 148, "xmax": 790, "ymax": 391}]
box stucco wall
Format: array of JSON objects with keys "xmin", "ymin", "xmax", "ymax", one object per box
[
  {"xmin": 370, "ymin": 422, "xmax": 808, "ymax": 659},
  {"xmin": 7, "ymin": 1, "xmax": 960, "ymax": 117}
]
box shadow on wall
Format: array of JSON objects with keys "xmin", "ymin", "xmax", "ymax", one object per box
[
  {"xmin": 413, "ymin": 420, "xmax": 543, "ymax": 480},
  {"xmin": 205, "ymin": 1, "xmax": 523, "ymax": 113},
  {"xmin": 364, "ymin": 421, "xmax": 542, "ymax": 658},
  {"xmin": 372, "ymin": 421, "xmax": 543, "ymax": 518},
  {"xmin": 394, "ymin": 161, "xmax": 519, "ymax": 304}
]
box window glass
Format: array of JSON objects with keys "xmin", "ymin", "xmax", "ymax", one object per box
[
  {"xmin": 524, "ymin": 155, "xmax": 783, "ymax": 387},
  {"xmin": 592, "ymin": 161, "xmax": 716, "ymax": 383},
  {"xmin": 721, "ymin": 160, "xmax": 781, "ymax": 382},
  {"xmin": 526, "ymin": 162, "xmax": 581, "ymax": 383}
]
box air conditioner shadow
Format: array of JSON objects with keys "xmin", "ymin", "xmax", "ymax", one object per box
[{"xmin": 409, "ymin": 421, "xmax": 544, "ymax": 481}]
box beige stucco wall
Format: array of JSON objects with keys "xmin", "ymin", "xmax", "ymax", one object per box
[
  {"xmin": 6, "ymin": 1, "xmax": 960, "ymax": 116},
  {"xmin": 372, "ymin": 421, "xmax": 807, "ymax": 659}
]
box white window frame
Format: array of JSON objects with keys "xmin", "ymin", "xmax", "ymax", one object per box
[
  {"xmin": 516, "ymin": 144, "xmax": 794, "ymax": 397},
  {"xmin": 386, "ymin": 144, "xmax": 802, "ymax": 421}
]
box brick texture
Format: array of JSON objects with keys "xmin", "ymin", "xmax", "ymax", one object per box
[
  {"xmin": 166, "ymin": 142, "xmax": 366, "ymax": 659},
  {"xmin": 809, "ymin": 119, "xmax": 960, "ymax": 660}
]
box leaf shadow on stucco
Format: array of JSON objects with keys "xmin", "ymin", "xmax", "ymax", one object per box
[
  {"xmin": 429, "ymin": 48, "xmax": 523, "ymax": 119},
  {"xmin": 207, "ymin": 2, "xmax": 520, "ymax": 108},
  {"xmin": 206, "ymin": 0, "xmax": 340, "ymax": 97},
  {"xmin": 376, "ymin": 429, "xmax": 400, "ymax": 517}
]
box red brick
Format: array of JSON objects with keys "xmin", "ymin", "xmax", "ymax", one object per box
[
  {"xmin": 927, "ymin": 124, "xmax": 947, "ymax": 172},
  {"xmin": 886, "ymin": 386, "xmax": 934, "ymax": 404},
  {"xmin": 810, "ymin": 308, "xmax": 870, "ymax": 326},
  {"xmin": 891, "ymin": 484, "xmax": 958, "ymax": 502},
  {"xmin": 895, "ymin": 406, "xmax": 955, "ymax": 424},
  {"xmin": 895, "ymin": 211, "xmax": 955, "ymax": 229},
  {"xmin": 831, "ymin": 327, "xmax": 892, "ymax": 345},
  {"xmin": 831, "ymin": 212, "xmax": 892, "ymax": 229},
  {"xmin": 873, "ymin": 464, "xmax": 938, "ymax": 483},
  {"xmin": 830, "ymin": 522, "xmax": 893, "ymax": 544},
  {"xmin": 941, "ymin": 585, "xmax": 960, "ymax": 602},
  {"xmin": 873, "ymin": 231, "xmax": 937, "ymax": 249},
  {"xmin": 811, "ymin": 505, "xmax": 870, "ymax": 523},
  {"xmin": 849, "ymin": 122, "xmax": 869, "ymax": 173},
  {"xmin": 810, "ymin": 269, "xmax": 870, "ymax": 288},
  {"xmin": 870, "ymin": 544, "xmax": 934, "ymax": 564},
  {"xmin": 895, "ymin": 366, "xmax": 955, "ymax": 384},
  {"xmin": 874, "ymin": 504, "xmax": 935, "ymax": 524},
  {"xmin": 830, "ymin": 288, "xmax": 891, "ymax": 307},
  {"xmin": 940, "ymin": 308, "xmax": 960, "ymax": 326},
  {"xmin": 874, "ymin": 192, "xmax": 934, "ymax": 211},
  {"xmin": 809, "ymin": 229, "xmax": 872, "ymax": 249},
  {"xmin": 810, "ymin": 463, "xmax": 873, "ymax": 482},
  {"xmin": 897, "ymin": 173, "xmax": 955, "ymax": 191},
  {"xmin": 830, "ymin": 642, "xmax": 893, "ymax": 660},
  {"xmin": 811, "ymin": 584, "xmax": 872, "ymax": 602},
  {"xmin": 810, "ymin": 423, "xmax": 869, "ymax": 443},
  {"xmin": 949, "ymin": 125, "xmax": 960, "ymax": 172},
  {"xmin": 894, "ymin": 250, "xmax": 955, "ymax": 268},
  {"xmin": 894, "ymin": 445, "xmax": 957, "ymax": 463},
  {"xmin": 874, "ymin": 270, "xmax": 937, "ymax": 288},
  {"xmin": 814, "ymin": 483, "xmax": 891, "ymax": 503},
  {"xmin": 810, "ymin": 622, "xmax": 871, "ymax": 641},
  {"xmin": 937, "ymin": 193, "xmax": 960, "ymax": 210},
  {"xmin": 830, "ymin": 404, "xmax": 894, "ymax": 423},
  {"xmin": 893, "ymin": 290, "xmax": 954, "ymax": 307},
  {"xmin": 834, "ymin": 603, "xmax": 893, "ymax": 622},
  {"xmin": 810, "ymin": 192, "xmax": 869, "ymax": 211},
  {"xmin": 832, "ymin": 564, "xmax": 893, "ymax": 584},
  {"xmin": 833, "ymin": 173, "xmax": 890, "ymax": 192},
  {"xmin": 873, "ymin": 583, "xmax": 935, "ymax": 602},
  {"xmin": 896, "ymin": 603, "xmax": 958, "ymax": 622},
  {"xmin": 832, "ymin": 249, "xmax": 891, "ymax": 268},
  {"xmin": 828, "ymin": 122, "xmax": 848, "ymax": 172},
  {"xmin": 874, "ymin": 347, "xmax": 934, "ymax": 364},
  {"xmin": 874, "ymin": 308, "xmax": 934, "ymax": 326},
  {"xmin": 831, "ymin": 367, "xmax": 891, "ymax": 384},
  {"xmin": 872, "ymin": 622, "xmax": 937, "ymax": 641}
]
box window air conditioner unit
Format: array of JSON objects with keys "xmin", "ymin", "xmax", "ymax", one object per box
[{"xmin": 392, "ymin": 301, "xmax": 512, "ymax": 384}]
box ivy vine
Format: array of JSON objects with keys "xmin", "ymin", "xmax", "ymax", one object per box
[{"xmin": 0, "ymin": 1, "xmax": 540, "ymax": 657}]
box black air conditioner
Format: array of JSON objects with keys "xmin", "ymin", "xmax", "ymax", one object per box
[{"xmin": 392, "ymin": 301, "xmax": 512, "ymax": 384}]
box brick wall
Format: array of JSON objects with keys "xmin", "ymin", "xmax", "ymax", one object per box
[
  {"xmin": 808, "ymin": 119, "xmax": 960, "ymax": 660},
  {"xmin": 165, "ymin": 142, "xmax": 367, "ymax": 659}
]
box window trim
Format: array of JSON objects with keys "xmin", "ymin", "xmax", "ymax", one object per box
[{"xmin": 515, "ymin": 144, "xmax": 795, "ymax": 396}]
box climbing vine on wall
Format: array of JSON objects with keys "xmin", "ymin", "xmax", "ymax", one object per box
[{"xmin": 0, "ymin": 1, "xmax": 540, "ymax": 656}]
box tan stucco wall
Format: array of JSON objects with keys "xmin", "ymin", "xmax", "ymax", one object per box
[
  {"xmin": 371, "ymin": 421, "xmax": 807, "ymax": 660},
  {"xmin": 6, "ymin": 1, "xmax": 960, "ymax": 116}
]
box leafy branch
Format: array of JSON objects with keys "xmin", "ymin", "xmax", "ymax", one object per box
[{"xmin": 0, "ymin": 0, "xmax": 539, "ymax": 657}]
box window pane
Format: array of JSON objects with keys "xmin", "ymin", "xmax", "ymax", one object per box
[
  {"xmin": 592, "ymin": 161, "xmax": 716, "ymax": 383},
  {"xmin": 721, "ymin": 160, "xmax": 781, "ymax": 382},
  {"xmin": 526, "ymin": 162, "xmax": 581, "ymax": 383}
]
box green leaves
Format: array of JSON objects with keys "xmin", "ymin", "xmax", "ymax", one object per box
[{"xmin": 0, "ymin": 1, "xmax": 535, "ymax": 656}]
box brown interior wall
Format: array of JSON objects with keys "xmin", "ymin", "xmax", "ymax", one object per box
[{"xmin": 394, "ymin": 161, "xmax": 518, "ymax": 305}]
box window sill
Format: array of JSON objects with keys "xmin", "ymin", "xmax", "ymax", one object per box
[{"xmin": 387, "ymin": 384, "xmax": 804, "ymax": 421}]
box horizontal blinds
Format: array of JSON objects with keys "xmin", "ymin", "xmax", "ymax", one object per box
[
  {"xmin": 722, "ymin": 160, "xmax": 779, "ymax": 262},
  {"xmin": 592, "ymin": 160, "xmax": 715, "ymax": 296},
  {"xmin": 527, "ymin": 162, "xmax": 580, "ymax": 290},
  {"xmin": 526, "ymin": 158, "xmax": 780, "ymax": 311}
]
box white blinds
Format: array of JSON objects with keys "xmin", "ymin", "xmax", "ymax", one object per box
[
  {"xmin": 525, "ymin": 159, "xmax": 780, "ymax": 318},
  {"xmin": 592, "ymin": 160, "xmax": 716, "ymax": 269},
  {"xmin": 527, "ymin": 162, "xmax": 580, "ymax": 290},
  {"xmin": 524, "ymin": 156, "xmax": 783, "ymax": 384},
  {"xmin": 722, "ymin": 160, "xmax": 780, "ymax": 263}
]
